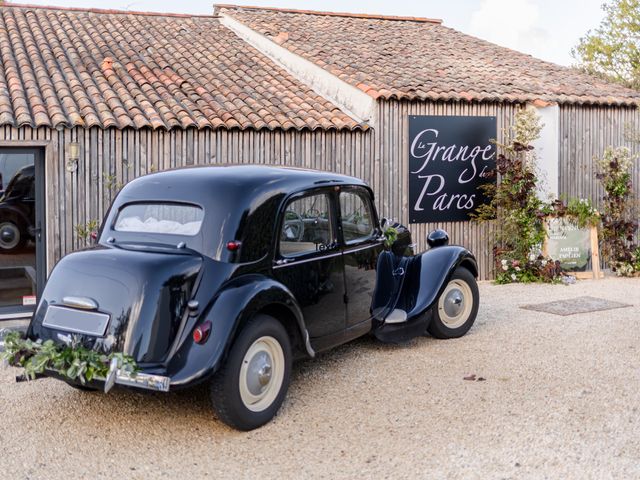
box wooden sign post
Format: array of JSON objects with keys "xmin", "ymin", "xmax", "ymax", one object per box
[{"xmin": 543, "ymin": 217, "xmax": 602, "ymax": 280}]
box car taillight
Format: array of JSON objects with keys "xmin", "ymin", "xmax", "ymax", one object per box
[
  {"xmin": 193, "ymin": 321, "xmax": 212, "ymax": 344},
  {"xmin": 226, "ymin": 241, "xmax": 241, "ymax": 251}
]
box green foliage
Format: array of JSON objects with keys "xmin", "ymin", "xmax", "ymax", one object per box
[
  {"xmin": 633, "ymin": 246, "xmax": 640, "ymax": 271},
  {"xmin": 473, "ymin": 108, "xmax": 560, "ymax": 283},
  {"xmin": 572, "ymin": 0, "xmax": 640, "ymax": 89},
  {"xmin": 383, "ymin": 226, "xmax": 398, "ymax": 249},
  {"xmin": 103, "ymin": 173, "xmax": 124, "ymax": 192},
  {"xmin": 74, "ymin": 219, "xmax": 99, "ymax": 242},
  {"xmin": 1, "ymin": 331, "xmax": 137, "ymax": 384},
  {"xmin": 564, "ymin": 198, "xmax": 601, "ymax": 228},
  {"xmin": 544, "ymin": 198, "xmax": 601, "ymax": 229},
  {"xmin": 511, "ymin": 107, "xmax": 545, "ymax": 148},
  {"xmin": 495, "ymin": 256, "xmax": 562, "ymax": 285},
  {"xmin": 595, "ymin": 146, "xmax": 638, "ymax": 275}
]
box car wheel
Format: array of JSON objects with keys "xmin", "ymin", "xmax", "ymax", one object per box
[
  {"xmin": 0, "ymin": 221, "xmax": 26, "ymax": 253},
  {"xmin": 210, "ymin": 314, "xmax": 292, "ymax": 431},
  {"xmin": 428, "ymin": 267, "xmax": 479, "ymax": 339}
]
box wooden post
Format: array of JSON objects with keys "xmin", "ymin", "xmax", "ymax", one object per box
[{"xmin": 574, "ymin": 226, "xmax": 602, "ymax": 279}]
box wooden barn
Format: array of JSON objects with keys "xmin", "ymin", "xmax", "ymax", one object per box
[{"xmin": 0, "ymin": 3, "xmax": 637, "ymax": 320}]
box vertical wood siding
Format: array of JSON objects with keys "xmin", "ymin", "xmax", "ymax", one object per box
[
  {"xmin": 559, "ymin": 105, "xmax": 640, "ymax": 253},
  {"xmin": 0, "ymin": 125, "xmax": 374, "ymax": 274},
  {"xmin": 3, "ymin": 102, "xmax": 635, "ymax": 280},
  {"xmin": 375, "ymin": 100, "xmax": 522, "ymax": 279},
  {"xmin": 559, "ymin": 105, "xmax": 640, "ymax": 205}
]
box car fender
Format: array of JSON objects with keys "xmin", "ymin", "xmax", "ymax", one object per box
[
  {"xmin": 166, "ymin": 274, "xmax": 311, "ymax": 387},
  {"xmin": 405, "ymin": 246, "xmax": 478, "ymax": 320},
  {"xmin": 0, "ymin": 205, "xmax": 30, "ymax": 229}
]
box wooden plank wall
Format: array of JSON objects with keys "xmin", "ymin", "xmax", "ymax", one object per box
[
  {"xmin": 559, "ymin": 105, "xmax": 640, "ymax": 205},
  {"xmin": 0, "ymin": 125, "xmax": 374, "ymax": 274},
  {"xmin": 375, "ymin": 100, "xmax": 522, "ymax": 279},
  {"xmin": 4, "ymin": 102, "xmax": 636, "ymax": 280}
]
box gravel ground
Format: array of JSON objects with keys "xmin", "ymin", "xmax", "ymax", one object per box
[{"xmin": 1, "ymin": 278, "xmax": 639, "ymax": 480}]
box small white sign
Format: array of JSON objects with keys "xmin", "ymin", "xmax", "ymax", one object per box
[{"xmin": 22, "ymin": 295, "xmax": 36, "ymax": 306}]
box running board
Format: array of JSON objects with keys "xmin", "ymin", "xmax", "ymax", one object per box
[{"xmin": 373, "ymin": 312, "xmax": 431, "ymax": 344}]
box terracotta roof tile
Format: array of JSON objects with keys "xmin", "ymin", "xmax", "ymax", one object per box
[
  {"xmin": 219, "ymin": 5, "xmax": 640, "ymax": 107},
  {"xmin": 0, "ymin": 4, "xmax": 361, "ymax": 131},
  {"xmin": 215, "ymin": 4, "xmax": 443, "ymax": 24}
]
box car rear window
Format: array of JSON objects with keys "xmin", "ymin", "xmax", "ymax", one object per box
[{"xmin": 114, "ymin": 203, "xmax": 203, "ymax": 236}]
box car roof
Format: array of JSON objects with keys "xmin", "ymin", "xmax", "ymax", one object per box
[
  {"xmin": 130, "ymin": 165, "xmax": 368, "ymax": 196},
  {"xmin": 103, "ymin": 165, "xmax": 373, "ymax": 261}
]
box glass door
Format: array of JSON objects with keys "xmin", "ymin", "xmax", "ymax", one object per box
[{"xmin": 0, "ymin": 148, "xmax": 45, "ymax": 319}]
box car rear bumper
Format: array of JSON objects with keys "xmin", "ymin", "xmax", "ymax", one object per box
[
  {"xmin": 105, "ymin": 357, "xmax": 171, "ymax": 393},
  {"xmin": 16, "ymin": 361, "xmax": 171, "ymax": 393}
]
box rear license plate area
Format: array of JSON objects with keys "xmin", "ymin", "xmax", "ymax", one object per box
[{"xmin": 42, "ymin": 305, "xmax": 110, "ymax": 336}]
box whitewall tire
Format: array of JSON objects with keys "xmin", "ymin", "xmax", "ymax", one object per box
[
  {"xmin": 210, "ymin": 314, "xmax": 292, "ymax": 431},
  {"xmin": 428, "ymin": 267, "xmax": 479, "ymax": 339}
]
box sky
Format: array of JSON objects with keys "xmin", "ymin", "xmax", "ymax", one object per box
[{"xmin": 10, "ymin": 0, "xmax": 609, "ymax": 66}]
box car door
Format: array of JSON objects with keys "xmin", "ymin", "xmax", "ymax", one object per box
[
  {"xmin": 339, "ymin": 187, "xmax": 384, "ymax": 331},
  {"xmin": 271, "ymin": 190, "xmax": 346, "ymax": 342}
]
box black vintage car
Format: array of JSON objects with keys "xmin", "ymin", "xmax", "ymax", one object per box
[
  {"xmin": 25, "ymin": 166, "xmax": 479, "ymax": 430},
  {"xmin": 0, "ymin": 164, "xmax": 36, "ymax": 252}
]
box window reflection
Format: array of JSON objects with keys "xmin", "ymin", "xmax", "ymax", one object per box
[
  {"xmin": 280, "ymin": 193, "xmax": 333, "ymax": 257},
  {"xmin": 340, "ymin": 191, "xmax": 374, "ymax": 243},
  {"xmin": 0, "ymin": 153, "xmax": 36, "ymax": 308}
]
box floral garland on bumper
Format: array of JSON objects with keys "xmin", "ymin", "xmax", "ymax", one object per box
[{"xmin": 1, "ymin": 331, "xmax": 137, "ymax": 385}]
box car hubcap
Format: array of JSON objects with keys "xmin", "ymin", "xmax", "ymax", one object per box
[
  {"xmin": 0, "ymin": 222, "xmax": 20, "ymax": 250},
  {"xmin": 438, "ymin": 279, "xmax": 473, "ymax": 329},
  {"xmin": 239, "ymin": 336, "xmax": 285, "ymax": 412},
  {"xmin": 444, "ymin": 289, "xmax": 464, "ymax": 317}
]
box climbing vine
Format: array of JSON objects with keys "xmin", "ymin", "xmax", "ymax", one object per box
[
  {"xmin": 473, "ymin": 108, "xmax": 561, "ymax": 283},
  {"xmin": 74, "ymin": 219, "xmax": 99, "ymax": 246},
  {"xmin": 595, "ymin": 146, "xmax": 638, "ymax": 275}
]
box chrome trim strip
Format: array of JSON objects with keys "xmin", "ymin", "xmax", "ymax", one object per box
[
  {"xmin": 115, "ymin": 370, "xmax": 171, "ymax": 392},
  {"xmin": 104, "ymin": 358, "xmax": 171, "ymax": 393},
  {"xmin": 274, "ymin": 243, "xmax": 381, "ymax": 269},
  {"xmin": 304, "ymin": 329, "xmax": 315, "ymax": 358},
  {"xmin": 273, "ymin": 250, "xmax": 342, "ymax": 269},
  {"xmin": 62, "ymin": 296, "xmax": 98, "ymax": 310},
  {"xmin": 104, "ymin": 357, "xmax": 119, "ymax": 393},
  {"xmin": 0, "ymin": 313, "xmax": 31, "ymax": 320},
  {"xmin": 104, "ymin": 356, "xmax": 170, "ymax": 392},
  {"xmin": 342, "ymin": 243, "xmax": 381, "ymax": 254}
]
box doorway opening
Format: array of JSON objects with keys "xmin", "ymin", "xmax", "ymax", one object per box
[{"xmin": 0, "ymin": 148, "xmax": 46, "ymax": 321}]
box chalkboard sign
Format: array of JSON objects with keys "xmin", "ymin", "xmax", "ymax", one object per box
[
  {"xmin": 543, "ymin": 217, "xmax": 601, "ymax": 279},
  {"xmin": 409, "ymin": 115, "xmax": 497, "ymax": 223}
]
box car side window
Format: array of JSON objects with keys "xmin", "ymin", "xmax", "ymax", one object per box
[
  {"xmin": 280, "ymin": 193, "xmax": 333, "ymax": 257},
  {"xmin": 340, "ymin": 191, "xmax": 374, "ymax": 243}
]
